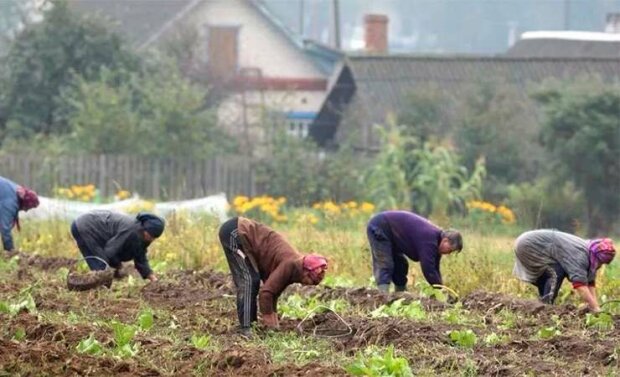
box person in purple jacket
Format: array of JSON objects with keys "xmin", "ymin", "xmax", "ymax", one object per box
[{"xmin": 366, "ymin": 210, "xmax": 463, "ymax": 292}]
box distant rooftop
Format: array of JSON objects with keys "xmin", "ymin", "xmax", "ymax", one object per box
[{"xmin": 507, "ymin": 31, "xmax": 620, "ymax": 58}]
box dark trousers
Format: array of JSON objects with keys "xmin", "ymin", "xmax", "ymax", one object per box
[
  {"xmin": 533, "ymin": 263, "xmax": 567, "ymax": 304},
  {"xmin": 70, "ymin": 221, "xmax": 107, "ymax": 271},
  {"xmin": 367, "ymin": 215, "xmax": 409, "ymax": 287},
  {"xmin": 219, "ymin": 217, "xmax": 260, "ymax": 329}
]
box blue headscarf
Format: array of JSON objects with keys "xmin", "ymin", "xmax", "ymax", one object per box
[{"xmin": 136, "ymin": 212, "xmax": 165, "ymax": 238}]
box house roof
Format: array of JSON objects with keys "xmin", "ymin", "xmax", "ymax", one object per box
[
  {"xmin": 507, "ymin": 32, "xmax": 620, "ymax": 58},
  {"xmin": 68, "ymin": 0, "xmax": 197, "ymax": 48},
  {"xmin": 345, "ymin": 54, "xmax": 620, "ymax": 126},
  {"xmin": 69, "ymin": 0, "xmax": 341, "ymax": 75}
]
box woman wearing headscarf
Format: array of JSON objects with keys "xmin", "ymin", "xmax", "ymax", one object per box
[
  {"xmin": 513, "ymin": 229, "xmax": 615, "ymax": 312},
  {"xmin": 218, "ymin": 216, "xmax": 328, "ymax": 337},
  {"xmin": 0, "ymin": 175, "xmax": 40, "ymax": 253},
  {"xmin": 70, "ymin": 210, "xmax": 165, "ymax": 282}
]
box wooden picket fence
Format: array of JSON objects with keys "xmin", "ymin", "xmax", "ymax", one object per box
[{"xmin": 0, "ymin": 154, "xmax": 260, "ymax": 200}]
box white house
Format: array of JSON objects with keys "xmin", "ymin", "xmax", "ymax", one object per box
[{"xmin": 70, "ymin": 0, "xmax": 341, "ymax": 144}]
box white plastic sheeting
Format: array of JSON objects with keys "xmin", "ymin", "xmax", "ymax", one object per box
[{"xmin": 21, "ymin": 193, "xmax": 229, "ymax": 222}]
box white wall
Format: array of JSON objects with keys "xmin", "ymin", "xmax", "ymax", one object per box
[{"xmin": 184, "ymin": 0, "xmax": 325, "ymax": 79}]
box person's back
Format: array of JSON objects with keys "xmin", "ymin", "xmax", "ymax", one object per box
[
  {"xmin": 237, "ymin": 217, "xmax": 301, "ymax": 280},
  {"xmin": 75, "ymin": 210, "xmax": 136, "ymax": 247},
  {"xmin": 381, "ymin": 211, "xmax": 442, "ymax": 260}
]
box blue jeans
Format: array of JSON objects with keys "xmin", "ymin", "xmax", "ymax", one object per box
[
  {"xmin": 70, "ymin": 221, "xmax": 107, "ymax": 271},
  {"xmin": 533, "ymin": 263, "xmax": 567, "ymax": 304},
  {"xmin": 367, "ymin": 215, "xmax": 408, "ymax": 287}
]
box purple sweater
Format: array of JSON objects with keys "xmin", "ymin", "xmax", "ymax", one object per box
[{"xmin": 382, "ymin": 211, "xmax": 443, "ymax": 285}]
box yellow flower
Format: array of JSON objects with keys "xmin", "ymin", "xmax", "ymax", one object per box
[
  {"xmin": 360, "ymin": 202, "xmax": 375, "ymax": 213},
  {"xmin": 233, "ymin": 196, "xmax": 249, "ymax": 207}
]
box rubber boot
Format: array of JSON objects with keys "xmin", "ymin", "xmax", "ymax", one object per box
[
  {"xmin": 377, "ymin": 284, "xmax": 390, "ymax": 293},
  {"xmin": 394, "ymin": 285, "xmax": 407, "ymax": 292}
]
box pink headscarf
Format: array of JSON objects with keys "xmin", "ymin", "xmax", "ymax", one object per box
[
  {"xmin": 303, "ymin": 254, "xmax": 328, "ymax": 284},
  {"xmin": 588, "ymin": 238, "xmax": 615, "ymax": 274}
]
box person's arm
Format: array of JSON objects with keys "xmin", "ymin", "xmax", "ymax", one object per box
[
  {"xmin": 419, "ymin": 243, "xmax": 442, "ymax": 286},
  {"xmin": 102, "ymin": 230, "xmax": 134, "ymax": 269},
  {"xmin": 259, "ymin": 263, "xmax": 293, "ymax": 327},
  {"xmin": 574, "ymin": 285, "xmax": 600, "ymax": 312},
  {"xmin": 134, "ymin": 249, "xmax": 155, "ymax": 280},
  {"xmin": 0, "ymin": 201, "xmax": 17, "ymax": 251}
]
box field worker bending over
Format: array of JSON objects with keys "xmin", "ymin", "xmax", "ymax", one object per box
[
  {"xmin": 218, "ymin": 216, "xmax": 328, "ymax": 337},
  {"xmin": 0, "ymin": 176, "xmax": 40, "ymax": 254},
  {"xmin": 70, "ymin": 210, "xmax": 165, "ymax": 282},
  {"xmin": 513, "ymin": 229, "xmax": 615, "ymax": 312},
  {"xmin": 366, "ymin": 210, "xmax": 462, "ymax": 292}
]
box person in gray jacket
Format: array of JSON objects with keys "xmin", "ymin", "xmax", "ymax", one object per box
[
  {"xmin": 70, "ymin": 210, "xmax": 165, "ymax": 282},
  {"xmin": 513, "ymin": 229, "xmax": 615, "ymax": 312}
]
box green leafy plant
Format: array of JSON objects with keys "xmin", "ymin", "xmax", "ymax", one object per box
[
  {"xmin": 448, "ymin": 329, "xmax": 478, "ymax": 348},
  {"xmin": 483, "ymin": 332, "xmax": 509, "ymax": 346},
  {"xmin": 370, "ymin": 299, "xmax": 426, "ymax": 320},
  {"xmin": 13, "ymin": 327, "xmax": 26, "ymax": 341},
  {"xmin": 537, "ymin": 326, "xmax": 561, "ymax": 339},
  {"xmin": 76, "ymin": 334, "xmax": 104, "ymax": 356},
  {"xmin": 110, "ymin": 320, "xmax": 139, "ymax": 358},
  {"xmin": 265, "ymin": 333, "xmax": 330, "ymax": 364},
  {"xmin": 279, "ymin": 294, "xmax": 349, "ymax": 320},
  {"xmin": 416, "ymin": 281, "xmax": 447, "ymax": 302},
  {"xmin": 346, "ymin": 345, "xmax": 413, "ymax": 377},
  {"xmin": 137, "ymin": 308, "xmax": 154, "ymax": 331},
  {"xmin": 190, "ymin": 333, "xmax": 211, "ymax": 350},
  {"xmin": 0, "ymin": 292, "xmax": 36, "ymax": 316},
  {"xmin": 585, "ymin": 313, "xmax": 614, "ymax": 331}
]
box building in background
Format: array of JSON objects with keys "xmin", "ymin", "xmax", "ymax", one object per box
[{"xmin": 70, "ymin": 0, "xmax": 341, "ymax": 149}]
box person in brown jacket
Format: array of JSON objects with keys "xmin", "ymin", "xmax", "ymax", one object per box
[{"xmin": 218, "ymin": 216, "xmax": 328, "ymax": 337}]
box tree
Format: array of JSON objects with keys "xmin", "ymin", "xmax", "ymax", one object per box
[
  {"xmin": 532, "ymin": 76, "xmax": 620, "ymax": 235},
  {"xmin": 1, "ymin": 0, "xmax": 139, "ymax": 139},
  {"xmin": 58, "ymin": 60, "xmax": 232, "ymax": 158}
]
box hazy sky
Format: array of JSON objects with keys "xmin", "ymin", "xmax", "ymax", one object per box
[{"xmin": 264, "ymin": 0, "xmax": 620, "ymax": 53}]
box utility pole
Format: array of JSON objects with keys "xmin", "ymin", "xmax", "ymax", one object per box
[
  {"xmin": 299, "ymin": 0, "xmax": 304, "ymax": 37},
  {"xmin": 332, "ymin": 0, "xmax": 341, "ymax": 49},
  {"xmin": 564, "ymin": 0, "xmax": 571, "ymax": 30}
]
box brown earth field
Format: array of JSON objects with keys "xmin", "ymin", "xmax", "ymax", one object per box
[{"xmin": 0, "ymin": 254, "xmax": 618, "ymax": 376}]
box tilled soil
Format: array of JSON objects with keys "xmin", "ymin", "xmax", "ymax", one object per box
[{"xmin": 2, "ymin": 258, "xmax": 619, "ymax": 376}]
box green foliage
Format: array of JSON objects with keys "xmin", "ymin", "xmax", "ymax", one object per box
[
  {"xmin": 532, "ymin": 76, "xmax": 620, "ymax": 234},
  {"xmin": 507, "ymin": 178, "xmax": 585, "ymax": 231},
  {"xmin": 190, "ymin": 333, "xmax": 211, "ymax": 350},
  {"xmin": 1, "ymin": 0, "xmax": 139, "ymax": 139},
  {"xmin": 483, "ymin": 332, "xmax": 509, "ymax": 346},
  {"xmin": 346, "ymin": 345, "xmax": 413, "ymax": 377},
  {"xmin": 370, "ymin": 299, "xmax": 426, "ymax": 320},
  {"xmin": 0, "ymin": 292, "xmax": 36, "ymax": 316},
  {"xmin": 265, "ymin": 333, "xmax": 331, "ymax": 364},
  {"xmin": 321, "ymin": 275, "xmax": 355, "ymax": 288},
  {"xmin": 399, "ymin": 84, "xmax": 451, "ymax": 143},
  {"xmin": 537, "ymin": 326, "xmax": 561, "ymax": 340},
  {"xmin": 363, "ymin": 121, "xmax": 485, "ymax": 217},
  {"xmin": 137, "ymin": 308, "xmax": 154, "ymax": 331},
  {"xmin": 110, "ymin": 320, "xmax": 136, "ymax": 347},
  {"xmin": 457, "ymin": 81, "xmax": 540, "ymax": 200},
  {"xmin": 0, "ymin": 254, "xmax": 19, "ymax": 273},
  {"xmin": 76, "ymin": 334, "xmax": 104, "ymax": 356},
  {"xmin": 415, "ymin": 281, "xmax": 447, "ymax": 303},
  {"xmin": 585, "ymin": 313, "xmax": 614, "ymax": 331},
  {"xmin": 448, "ymin": 329, "xmax": 478, "ymax": 348},
  {"xmin": 13, "ymin": 327, "xmax": 26, "ymax": 341},
  {"xmin": 57, "ymin": 60, "xmax": 229, "ymax": 157},
  {"xmin": 279, "ymin": 294, "xmax": 349, "ymax": 320}
]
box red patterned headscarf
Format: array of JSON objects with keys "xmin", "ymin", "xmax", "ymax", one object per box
[
  {"xmin": 16, "ymin": 187, "xmax": 39, "ymax": 211},
  {"xmin": 588, "ymin": 238, "xmax": 616, "ymax": 274},
  {"xmin": 14, "ymin": 187, "xmax": 40, "ymax": 231}
]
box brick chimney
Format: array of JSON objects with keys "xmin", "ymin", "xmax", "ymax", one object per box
[
  {"xmin": 364, "ymin": 14, "xmax": 388, "ymax": 53},
  {"xmin": 605, "ymin": 13, "xmax": 620, "ymax": 33}
]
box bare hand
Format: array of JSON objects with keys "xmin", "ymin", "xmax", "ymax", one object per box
[
  {"xmin": 147, "ymin": 274, "xmax": 158, "ymax": 282},
  {"xmin": 261, "ymin": 313, "xmax": 279, "ymax": 329}
]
